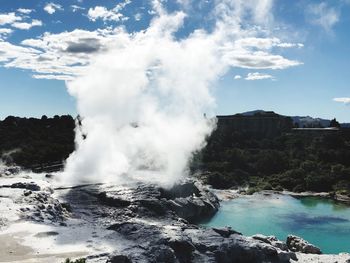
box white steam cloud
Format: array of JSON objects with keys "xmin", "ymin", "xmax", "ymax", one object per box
[{"xmin": 61, "ymin": 0, "xmax": 299, "ymax": 186}]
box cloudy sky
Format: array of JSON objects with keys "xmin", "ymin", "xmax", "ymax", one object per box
[{"xmin": 0, "ymin": 0, "xmax": 350, "ymax": 122}]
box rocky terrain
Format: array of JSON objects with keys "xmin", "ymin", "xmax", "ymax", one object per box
[{"xmin": 1, "ymin": 167, "xmax": 350, "ymax": 263}]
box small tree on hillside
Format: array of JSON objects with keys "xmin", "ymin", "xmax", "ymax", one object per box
[{"xmin": 329, "ymin": 118, "xmax": 340, "ymax": 128}]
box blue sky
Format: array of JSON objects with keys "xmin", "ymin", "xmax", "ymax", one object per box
[{"xmin": 0, "ymin": 0, "xmax": 350, "ymax": 122}]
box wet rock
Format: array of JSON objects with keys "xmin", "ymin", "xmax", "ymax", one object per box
[
  {"xmin": 0, "ymin": 166, "xmax": 20, "ymax": 176},
  {"xmin": 45, "ymin": 173, "xmax": 54, "ymax": 178},
  {"xmin": 97, "ymin": 192, "xmax": 131, "ymax": 208},
  {"xmin": 150, "ymin": 245, "xmax": 176, "ymax": 263},
  {"xmin": 137, "ymin": 198, "xmax": 167, "ymax": 216},
  {"xmin": 97, "ymin": 181, "xmax": 297, "ymax": 263},
  {"xmin": 107, "ymin": 254, "xmax": 132, "ymax": 263},
  {"xmin": 168, "ymin": 196, "xmax": 218, "ymax": 223},
  {"xmin": 6, "ymin": 178, "xmax": 299, "ymax": 263},
  {"xmin": 97, "ymin": 181, "xmax": 219, "ymax": 224},
  {"xmin": 23, "ymin": 190, "xmax": 32, "ymax": 196},
  {"xmin": 160, "ymin": 182, "xmax": 201, "ymax": 199},
  {"xmin": 168, "ymin": 239, "xmax": 195, "ymax": 263},
  {"xmin": 161, "ymin": 182, "xmax": 220, "ymax": 223},
  {"xmin": 34, "ymin": 231, "xmax": 59, "ymax": 238},
  {"xmin": 286, "ymin": 235, "xmax": 322, "ymax": 254},
  {"xmin": 187, "ymin": 228, "xmax": 295, "ymax": 263},
  {"xmin": 212, "ymin": 227, "xmax": 242, "ymax": 238},
  {"xmin": 11, "ymin": 182, "xmax": 41, "ymax": 191},
  {"xmin": 61, "ymin": 202, "xmax": 72, "ymax": 212},
  {"xmin": 252, "ymin": 234, "xmax": 288, "ymax": 251}
]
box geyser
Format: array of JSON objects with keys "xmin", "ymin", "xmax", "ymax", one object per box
[{"xmin": 61, "ymin": 0, "xmax": 299, "ymax": 186}]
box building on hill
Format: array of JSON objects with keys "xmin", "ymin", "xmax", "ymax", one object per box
[{"xmin": 216, "ymin": 111, "xmax": 293, "ymax": 137}]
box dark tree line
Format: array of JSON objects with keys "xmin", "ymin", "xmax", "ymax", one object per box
[
  {"xmin": 194, "ymin": 123, "xmax": 350, "ymax": 195},
  {"xmin": 0, "ymin": 115, "xmax": 75, "ymax": 168},
  {"xmin": 2, "ymin": 113, "xmax": 350, "ymax": 195}
]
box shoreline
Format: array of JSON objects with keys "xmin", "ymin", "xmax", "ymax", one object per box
[
  {"xmin": 0, "ymin": 173, "xmax": 350, "ymax": 263},
  {"xmin": 212, "ymin": 188, "xmax": 350, "ymax": 205}
]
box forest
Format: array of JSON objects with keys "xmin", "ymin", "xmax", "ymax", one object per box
[
  {"xmin": 0, "ymin": 115, "xmax": 75, "ymax": 169},
  {"xmin": 198, "ymin": 121, "xmax": 350, "ymax": 195}
]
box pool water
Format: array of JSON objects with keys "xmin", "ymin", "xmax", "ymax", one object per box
[{"xmin": 203, "ymin": 194, "xmax": 350, "ymax": 254}]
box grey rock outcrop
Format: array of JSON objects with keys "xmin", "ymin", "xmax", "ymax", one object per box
[
  {"xmin": 253, "ymin": 234, "xmax": 288, "ymax": 251},
  {"xmin": 287, "ymin": 235, "xmax": 322, "ymax": 254},
  {"xmin": 11, "ymin": 182, "xmax": 41, "ymax": 191},
  {"xmin": 58, "ymin": 180, "xmax": 295, "ymax": 263},
  {"xmin": 2, "ymin": 173, "xmax": 348, "ymax": 263}
]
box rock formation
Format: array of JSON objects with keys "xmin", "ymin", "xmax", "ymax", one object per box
[
  {"xmin": 287, "ymin": 235, "xmax": 322, "ymax": 254},
  {"xmin": 1, "ymin": 171, "xmax": 349, "ymax": 263}
]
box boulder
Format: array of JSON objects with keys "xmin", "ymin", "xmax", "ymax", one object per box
[
  {"xmin": 167, "ymin": 238, "xmax": 196, "ymax": 263},
  {"xmin": 286, "ymin": 235, "xmax": 322, "ymax": 254},
  {"xmin": 149, "ymin": 245, "xmax": 176, "ymax": 263},
  {"xmin": 163, "ymin": 182, "xmax": 220, "ymax": 223},
  {"xmin": 252, "ymin": 234, "xmax": 288, "ymax": 251}
]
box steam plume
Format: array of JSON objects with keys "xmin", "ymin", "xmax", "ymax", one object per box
[{"xmin": 61, "ymin": 0, "xmax": 289, "ymax": 186}]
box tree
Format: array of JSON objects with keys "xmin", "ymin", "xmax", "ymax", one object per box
[{"xmin": 329, "ymin": 118, "xmax": 340, "ymax": 128}]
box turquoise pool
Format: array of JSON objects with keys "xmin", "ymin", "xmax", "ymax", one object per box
[{"xmin": 203, "ymin": 193, "xmax": 350, "ymax": 254}]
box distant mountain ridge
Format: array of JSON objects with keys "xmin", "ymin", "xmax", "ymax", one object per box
[{"xmin": 239, "ymin": 110, "xmax": 350, "ymax": 128}]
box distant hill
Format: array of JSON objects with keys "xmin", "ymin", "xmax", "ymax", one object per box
[
  {"xmin": 240, "ymin": 110, "xmax": 349, "ymax": 128},
  {"xmin": 240, "ymin": 110, "xmax": 269, "ymax": 116}
]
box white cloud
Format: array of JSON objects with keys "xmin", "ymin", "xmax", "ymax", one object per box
[
  {"xmin": 215, "ymin": 0, "xmax": 274, "ymax": 28},
  {"xmin": 0, "ymin": 28, "xmax": 123, "ymax": 79},
  {"xmin": 277, "ymin": 42, "xmax": 304, "ymax": 48},
  {"xmin": 12, "ymin": 19, "xmax": 42, "ymax": 30},
  {"xmin": 33, "ymin": 74, "xmax": 75, "ymax": 81},
  {"xmin": 223, "ymin": 49, "xmax": 302, "ymax": 69},
  {"xmin": 71, "ymin": 5, "xmax": 85, "ymax": 12},
  {"xmin": 333, "ymin": 97, "xmax": 350, "ymax": 104},
  {"xmin": 245, "ymin": 72, "xmax": 274, "ymax": 80},
  {"xmin": 0, "ymin": 28, "xmax": 12, "ymax": 34},
  {"xmin": 0, "ymin": 12, "xmax": 22, "ymax": 25},
  {"xmin": 0, "ymin": 11, "xmax": 42, "ymax": 31},
  {"xmin": 88, "ymin": 6, "xmax": 123, "ymax": 22},
  {"xmin": 44, "ymin": 3, "xmax": 63, "ymax": 14},
  {"xmin": 0, "ymin": 0, "xmax": 302, "ymax": 82},
  {"xmin": 235, "ymin": 37, "xmax": 303, "ymax": 50},
  {"xmin": 0, "ymin": 28, "xmax": 13, "ymax": 39},
  {"xmin": 221, "ymin": 37, "xmax": 303, "ymax": 70},
  {"xmin": 134, "ymin": 13, "xmax": 142, "ymax": 21},
  {"xmin": 17, "ymin": 8, "xmax": 33, "ymax": 14},
  {"xmin": 253, "ymin": 0, "xmax": 274, "ymax": 24},
  {"xmin": 234, "ymin": 75, "xmax": 242, "ymax": 79},
  {"xmin": 0, "ymin": 41, "xmax": 40, "ymax": 63},
  {"xmin": 87, "ymin": 0, "xmax": 131, "ymax": 22},
  {"xmin": 307, "ymin": 2, "xmax": 340, "ymax": 32},
  {"xmin": 115, "ymin": 0, "xmax": 132, "ymax": 12}
]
